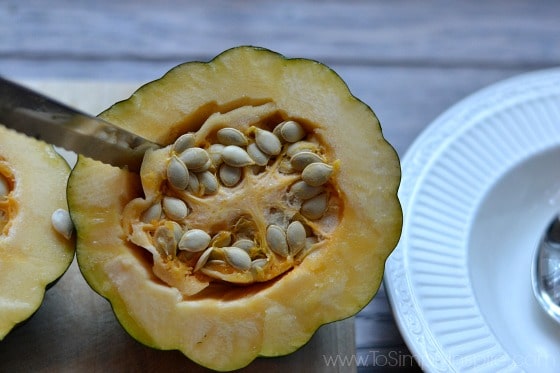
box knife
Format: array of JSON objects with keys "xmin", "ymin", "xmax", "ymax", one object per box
[{"xmin": 0, "ymin": 77, "xmax": 161, "ymax": 172}]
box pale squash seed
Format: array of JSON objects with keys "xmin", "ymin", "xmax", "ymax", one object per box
[{"xmin": 126, "ymin": 116, "xmax": 341, "ymax": 289}]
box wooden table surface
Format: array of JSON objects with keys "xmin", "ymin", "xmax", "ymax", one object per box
[{"xmin": 1, "ymin": 1, "xmax": 560, "ymax": 372}]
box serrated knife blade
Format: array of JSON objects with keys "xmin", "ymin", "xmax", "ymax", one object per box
[{"xmin": 0, "ymin": 77, "xmax": 160, "ymax": 172}]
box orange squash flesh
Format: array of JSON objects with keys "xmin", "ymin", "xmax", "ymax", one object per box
[{"xmin": 68, "ymin": 46, "xmax": 402, "ymax": 371}]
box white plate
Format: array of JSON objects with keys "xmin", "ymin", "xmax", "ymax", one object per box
[{"xmin": 384, "ymin": 68, "xmax": 560, "ymax": 372}]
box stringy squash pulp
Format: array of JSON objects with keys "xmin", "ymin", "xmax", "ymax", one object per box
[{"xmin": 67, "ymin": 46, "xmax": 402, "ymax": 371}]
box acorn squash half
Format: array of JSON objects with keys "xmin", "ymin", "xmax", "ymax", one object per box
[
  {"xmin": 68, "ymin": 46, "xmax": 402, "ymax": 371},
  {"xmin": 0, "ymin": 125, "xmax": 74, "ymax": 340}
]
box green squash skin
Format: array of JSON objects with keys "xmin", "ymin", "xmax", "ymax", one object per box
[
  {"xmin": 69, "ymin": 46, "xmax": 402, "ymax": 371},
  {"xmin": 0, "ymin": 133, "xmax": 75, "ymax": 341}
]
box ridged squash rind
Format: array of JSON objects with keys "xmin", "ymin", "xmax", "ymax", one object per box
[
  {"xmin": 68, "ymin": 46, "xmax": 402, "ymax": 371},
  {"xmin": 0, "ymin": 126, "xmax": 75, "ymax": 340}
]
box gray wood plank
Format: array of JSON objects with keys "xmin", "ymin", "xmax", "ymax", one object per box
[{"xmin": 1, "ymin": 0, "xmax": 559, "ymax": 68}]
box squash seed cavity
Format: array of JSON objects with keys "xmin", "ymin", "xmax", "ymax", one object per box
[{"xmin": 123, "ymin": 106, "xmax": 341, "ymax": 296}]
